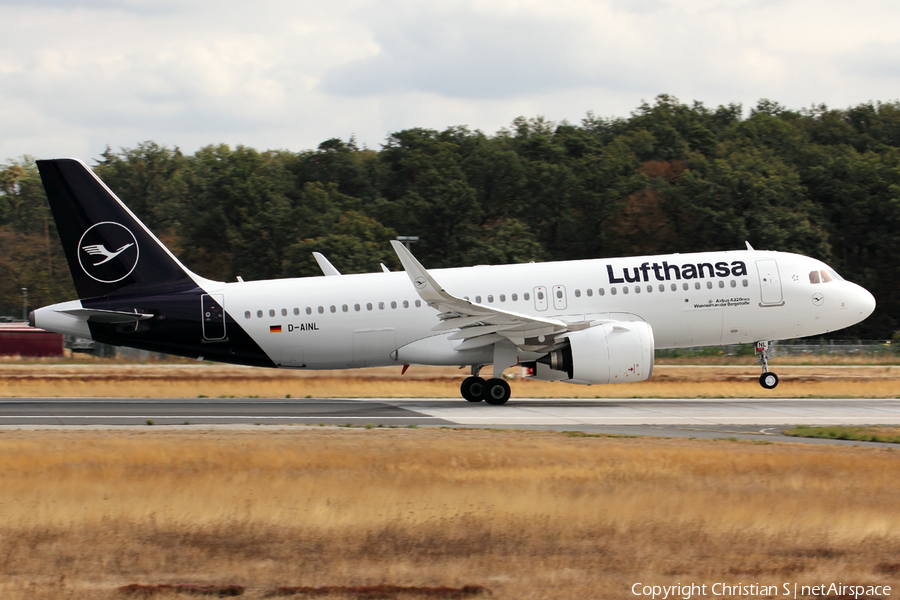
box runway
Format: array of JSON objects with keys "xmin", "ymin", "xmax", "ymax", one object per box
[{"xmin": 1, "ymin": 397, "xmax": 899, "ymax": 445}]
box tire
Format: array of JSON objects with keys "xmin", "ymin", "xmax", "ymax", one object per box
[
  {"xmin": 759, "ymin": 372, "xmax": 779, "ymax": 389},
  {"xmin": 483, "ymin": 378, "xmax": 511, "ymax": 405},
  {"xmin": 461, "ymin": 376, "xmax": 485, "ymax": 402}
]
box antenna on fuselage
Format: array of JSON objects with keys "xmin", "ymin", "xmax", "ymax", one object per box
[{"xmin": 745, "ymin": 241, "xmax": 755, "ymax": 251}]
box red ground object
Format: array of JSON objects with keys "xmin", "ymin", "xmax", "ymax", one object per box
[{"xmin": 0, "ymin": 323, "xmax": 64, "ymax": 357}]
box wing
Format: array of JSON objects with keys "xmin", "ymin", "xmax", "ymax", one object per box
[
  {"xmin": 82, "ymin": 244, "xmax": 109, "ymax": 256},
  {"xmin": 390, "ymin": 241, "xmax": 589, "ymax": 354}
]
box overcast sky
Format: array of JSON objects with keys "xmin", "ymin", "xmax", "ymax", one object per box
[{"xmin": 2, "ymin": 0, "xmax": 899, "ymax": 161}]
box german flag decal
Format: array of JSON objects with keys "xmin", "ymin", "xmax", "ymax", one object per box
[{"xmin": 270, "ymin": 325, "xmax": 282, "ymax": 333}]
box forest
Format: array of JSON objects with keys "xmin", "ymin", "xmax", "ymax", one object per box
[{"xmin": 1, "ymin": 95, "xmax": 898, "ymax": 339}]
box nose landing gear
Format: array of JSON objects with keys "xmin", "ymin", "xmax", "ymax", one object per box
[{"xmin": 756, "ymin": 341, "xmax": 779, "ymax": 389}]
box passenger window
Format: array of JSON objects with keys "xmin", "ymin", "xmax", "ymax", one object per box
[
  {"xmin": 244, "ymin": 311, "xmax": 250, "ymax": 319},
  {"xmin": 537, "ymin": 291, "xmax": 544, "ymax": 300},
  {"xmin": 391, "ymin": 301, "xmax": 397, "ymax": 309},
  {"xmin": 574, "ymin": 290, "xmax": 581, "ymax": 298},
  {"xmin": 742, "ymin": 279, "xmax": 749, "ymax": 287},
  {"xmin": 355, "ymin": 304, "xmax": 361, "ymax": 311},
  {"xmin": 524, "ymin": 293, "xmax": 531, "ymax": 301},
  {"xmin": 500, "ymin": 294, "xmax": 506, "ymax": 302},
  {"xmin": 403, "ymin": 300, "xmax": 409, "ymax": 308},
  {"xmin": 556, "ymin": 290, "xmax": 563, "ymax": 299},
  {"xmin": 634, "ymin": 286, "xmax": 640, "ymax": 294},
  {"xmin": 586, "ymin": 289, "xmax": 593, "ymax": 297},
  {"xmin": 318, "ymin": 306, "xmax": 324, "ymax": 314},
  {"xmin": 599, "ymin": 288, "xmax": 605, "ymax": 296},
  {"xmin": 809, "ymin": 270, "xmax": 820, "ymax": 284},
  {"xmin": 293, "ymin": 308, "xmax": 300, "ymax": 316},
  {"xmin": 281, "ymin": 308, "xmax": 287, "ymax": 316},
  {"xmin": 475, "ymin": 295, "xmax": 482, "ymax": 303},
  {"xmin": 306, "ymin": 307, "xmax": 312, "ymax": 315},
  {"xmin": 647, "ymin": 285, "xmax": 653, "ymax": 293},
  {"xmin": 512, "ymin": 293, "xmax": 518, "ymax": 301},
  {"xmin": 623, "ymin": 287, "xmax": 629, "ymax": 295},
  {"xmin": 671, "ymin": 284, "xmax": 676, "ymax": 291},
  {"xmin": 379, "ymin": 302, "xmax": 385, "ymax": 310},
  {"xmin": 611, "ymin": 287, "xmax": 617, "ymax": 295},
  {"xmin": 658, "ymin": 284, "xmax": 665, "ymax": 292},
  {"xmin": 269, "ymin": 309, "xmax": 275, "ymax": 317},
  {"xmin": 367, "ymin": 303, "xmax": 373, "ymax": 311},
  {"xmin": 730, "ymin": 280, "xmax": 736, "ymax": 288},
  {"xmin": 718, "ymin": 281, "xmax": 724, "ymax": 288},
  {"xmin": 706, "ymin": 281, "xmax": 713, "ymax": 289},
  {"xmin": 682, "ymin": 283, "xmax": 689, "ymax": 291},
  {"xmin": 820, "ymin": 270, "xmax": 835, "ymax": 283},
  {"xmin": 257, "ymin": 310, "xmax": 263, "ymax": 318},
  {"xmin": 415, "ymin": 300, "xmax": 421, "ymax": 307},
  {"xmin": 330, "ymin": 305, "xmax": 336, "ymax": 313},
  {"xmin": 695, "ymin": 282, "xmax": 701, "ymax": 290},
  {"xmin": 342, "ymin": 305, "xmax": 348, "ymax": 312},
  {"xmin": 487, "ymin": 295, "xmax": 494, "ymax": 303}
]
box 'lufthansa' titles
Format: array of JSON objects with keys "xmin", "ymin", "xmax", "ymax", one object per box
[{"xmin": 607, "ymin": 260, "xmax": 747, "ymax": 284}]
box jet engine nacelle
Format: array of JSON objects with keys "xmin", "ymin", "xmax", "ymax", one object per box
[{"xmin": 534, "ymin": 321, "xmax": 655, "ymax": 385}]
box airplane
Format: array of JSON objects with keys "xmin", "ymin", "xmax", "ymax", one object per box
[{"xmin": 29, "ymin": 159, "xmax": 876, "ymax": 405}]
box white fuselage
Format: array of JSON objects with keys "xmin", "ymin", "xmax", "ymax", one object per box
[{"xmin": 201, "ymin": 249, "xmax": 875, "ymax": 370}]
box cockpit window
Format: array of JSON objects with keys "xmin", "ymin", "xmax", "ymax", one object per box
[
  {"xmin": 820, "ymin": 270, "xmax": 835, "ymax": 283},
  {"xmin": 809, "ymin": 271, "xmax": 820, "ymax": 284}
]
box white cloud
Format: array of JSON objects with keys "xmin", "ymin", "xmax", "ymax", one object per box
[{"xmin": 0, "ymin": 0, "xmax": 899, "ymax": 160}]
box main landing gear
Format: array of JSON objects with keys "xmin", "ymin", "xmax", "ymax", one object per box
[
  {"xmin": 756, "ymin": 341, "xmax": 779, "ymax": 389},
  {"xmin": 460, "ymin": 366, "xmax": 512, "ymax": 405}
]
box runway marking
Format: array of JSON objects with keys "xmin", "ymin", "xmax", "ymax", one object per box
[{"xmin": 0, "ymin": 416, "xmax": 438, "ymax": 420}]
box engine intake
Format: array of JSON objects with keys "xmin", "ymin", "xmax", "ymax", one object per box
[{"xmin": 534, "ymin": 321, "xmax": 654, "ymax": 385}]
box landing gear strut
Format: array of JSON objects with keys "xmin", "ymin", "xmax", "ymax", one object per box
[{"xmin": 756, "ymin": 341, "xmax": 779, "ymax": 389}]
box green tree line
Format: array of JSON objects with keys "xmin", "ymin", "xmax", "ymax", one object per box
[{"xmin": 1, "ymin": 95, "xmax": 898, "ymax": 339}]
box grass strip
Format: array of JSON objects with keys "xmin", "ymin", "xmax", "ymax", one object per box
[{"xmin": 782, "ymin": 425, "xmax": 900, "ymax": 443}]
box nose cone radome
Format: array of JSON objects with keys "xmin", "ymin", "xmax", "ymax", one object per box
[{"xmin": 858, "ymin": 286, "xmax": 876, "ymax": 320}]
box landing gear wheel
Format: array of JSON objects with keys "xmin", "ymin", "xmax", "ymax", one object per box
[
  {"xmin": 483, "ymin": 378, "xmax": 511, "ymax": 405},
  {"xmin": 759, "ymin": 372, "xmax": 779, "ymax": 389},
  {"xmin": 755, "ymin": 341, "xmax": 779, "ymax": 389},
  {"xmin": 461, "ymin": 376, "xmax": 485, "ymax": 402}
]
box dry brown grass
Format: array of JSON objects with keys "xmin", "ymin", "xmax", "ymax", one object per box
[
  {"xmin": 0, "ymin": 429, "xmax": 898, "ymax": 599},
  {"xmin": 0, "ymin": 364, "xmax": 898, "ymax": 398}
]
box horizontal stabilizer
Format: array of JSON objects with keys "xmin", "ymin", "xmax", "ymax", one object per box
[{"xmin": 58, "ymin": 308, "xmax": 154, "ymax": 324}]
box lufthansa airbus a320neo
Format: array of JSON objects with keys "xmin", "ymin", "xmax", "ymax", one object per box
[{"xmin": 30, "ymin": 159, "xmax": 876, "ymax": 404}]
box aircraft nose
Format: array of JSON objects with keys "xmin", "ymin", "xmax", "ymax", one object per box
[{"xmin": 855, "ymin": 285, "xmax": 876, "ymax": 319}]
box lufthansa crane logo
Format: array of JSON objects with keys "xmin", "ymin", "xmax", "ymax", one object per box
[
  {"xmin": 414, "ymin": 276, "xmax": 427, "ymax": 289},
  {"xmin": 77, "ymin": 222, "xmax": 140, "ymax": 283}
]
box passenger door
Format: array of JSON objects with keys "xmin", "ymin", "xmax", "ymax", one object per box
[
  {"xmin": 201, "ymin": 294, "xmax": 226, "ymax": 340},
  {"xmin": 756, "ymin": 260, "xmax": 784, "ymax": 306}
]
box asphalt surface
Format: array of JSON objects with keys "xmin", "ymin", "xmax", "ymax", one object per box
[{"xmin": 1, "ymin": 397, "xmax": 899, "ymax": 446}]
